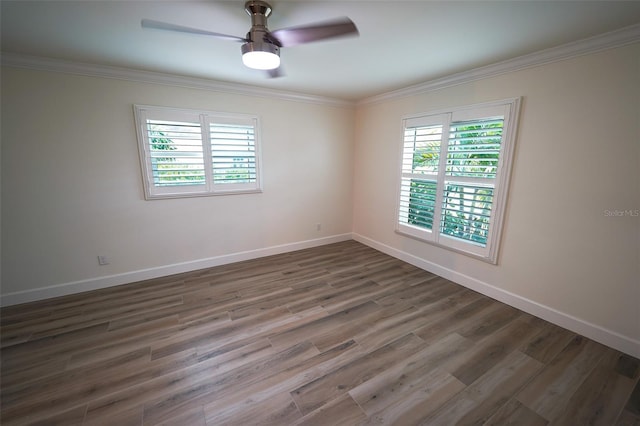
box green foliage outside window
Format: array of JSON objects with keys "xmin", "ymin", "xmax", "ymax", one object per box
[{"xmin": 441, "ymin": 184, "xmax": 494, "ymax": 245}]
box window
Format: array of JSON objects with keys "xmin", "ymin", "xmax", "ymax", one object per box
[
  {"xmin": 397, "ymin": 98, "xmax": 520, "ymax": 263},
  {"xmin": 134, "ymin": 105, "xmax": 262, "ymax": 199}
]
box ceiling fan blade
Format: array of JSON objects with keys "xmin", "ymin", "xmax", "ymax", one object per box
[
  {"xmin": 266, "ymin": 66, "xmax": 285, "ymax": 79},
  {"xmin": 141, "ymin": 19, "xmax": 247, "ymax": 42},
  {"xmin": 270, "ymin": 17, "xmax": 358, "ymax": 47}
]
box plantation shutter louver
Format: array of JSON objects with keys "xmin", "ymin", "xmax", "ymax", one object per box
[
  {"xmin": 441, "ymin": 117, "xmax": 503, "ymax": 247},
  {"xmin": 208, "ymin": 118, "xmax": 258, "ymax": 190},
  {"xmin": 398, "ymin": 118, "xmax": 445, "ymax": 234},
  {"xmin": 147, "ymin": 119, "xmax": 206, "ymax": 187}
]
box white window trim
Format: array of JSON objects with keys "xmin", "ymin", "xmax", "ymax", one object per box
[
  {"xmin": 395, "ymin": 97, "xmax": 521, "ymax": 264},
  {"xmin": 134, "ymin": 105, "xmax": 263, "ymax": 200}
]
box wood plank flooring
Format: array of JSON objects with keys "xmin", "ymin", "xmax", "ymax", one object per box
[{"xmin": 1, "ymin": 240, "xmax": 638, "ymax": 425}]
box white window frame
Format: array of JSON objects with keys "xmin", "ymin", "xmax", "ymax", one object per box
[
  {"xmin": 134, "ymin": 105, "xmax": 263, "ymax": 200},
  {"xmin": 396, "ymin": 98, "xmax": 521, "ymax": 264}
]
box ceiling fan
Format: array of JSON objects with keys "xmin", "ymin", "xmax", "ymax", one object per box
[{"xmin": 141, "ymin": 1, "xmax": 359, "ymax": 77}]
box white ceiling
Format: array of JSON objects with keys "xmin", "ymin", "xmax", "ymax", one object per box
[{"xmin": 2, "ymin": 1, "xmax": 640, "ymax": 101}]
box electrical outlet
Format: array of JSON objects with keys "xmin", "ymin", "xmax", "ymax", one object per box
[
  {"xmin": 97, "ymin": 255, "xmax": 109, "ymax": 266},
  {"xmin": 316, "ymin": 223, "xmax": 322, "ymax": 231}
]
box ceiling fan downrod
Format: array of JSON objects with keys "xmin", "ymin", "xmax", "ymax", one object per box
[
  {"xmin": 241, "ymin": 0, "xmax": 281, "ymax": 70},
  {"xmin": 245, "ymin": 0, "xmax": 272, "ymax": 31}
]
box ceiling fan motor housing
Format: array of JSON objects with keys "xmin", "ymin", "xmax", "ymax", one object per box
[{"xmin": 241, "ymin": 39, "xmax": 280, "ymax": 57}]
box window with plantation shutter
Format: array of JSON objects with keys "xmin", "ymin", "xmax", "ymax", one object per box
[
  {"xmin": 134, "ymin": 105, "xmax": 262, "ymax": 199},
  {"xmin": 396, "ymin": 98, "xmax": 520, "ymax": 263}
]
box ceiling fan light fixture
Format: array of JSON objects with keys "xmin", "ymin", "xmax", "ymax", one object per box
[{"xmin": 241, "ymin": 41, "xmax": 280, "ymax": 70}]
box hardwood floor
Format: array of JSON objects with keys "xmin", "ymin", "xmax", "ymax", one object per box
[{"xmin": 1, "ymin": 240, "xmax": 638, "ymax": 425}]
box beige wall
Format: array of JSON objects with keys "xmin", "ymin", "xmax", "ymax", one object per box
[
  {"xmin": 1, "ymin": 68, "xmax": 355, "ymax": 297},
  {"xmin": 353, "ymin": 43, "xmax": 640, "ymax": 349}
]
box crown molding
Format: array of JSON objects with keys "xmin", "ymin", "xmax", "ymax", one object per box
[
  {"xmin": 358, "ymin": 23, "xmax": 640, "ymax": 106},
  {"xmin": 0, "ymin": 53, "xmax": 354, "ymax": 108}
]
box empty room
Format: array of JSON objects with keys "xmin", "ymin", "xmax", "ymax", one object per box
[{"xmin": 1, "ymin": 1, "xmax": 639, "ymax": 425}]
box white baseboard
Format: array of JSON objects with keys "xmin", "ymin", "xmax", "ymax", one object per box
[
  {"xmin": 0, "ymin": 233, "xmax": 352, "ymax": 307},
  {"xmin": 352, "ymin": 233, "xmax": 640, "ymax": 358}
]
